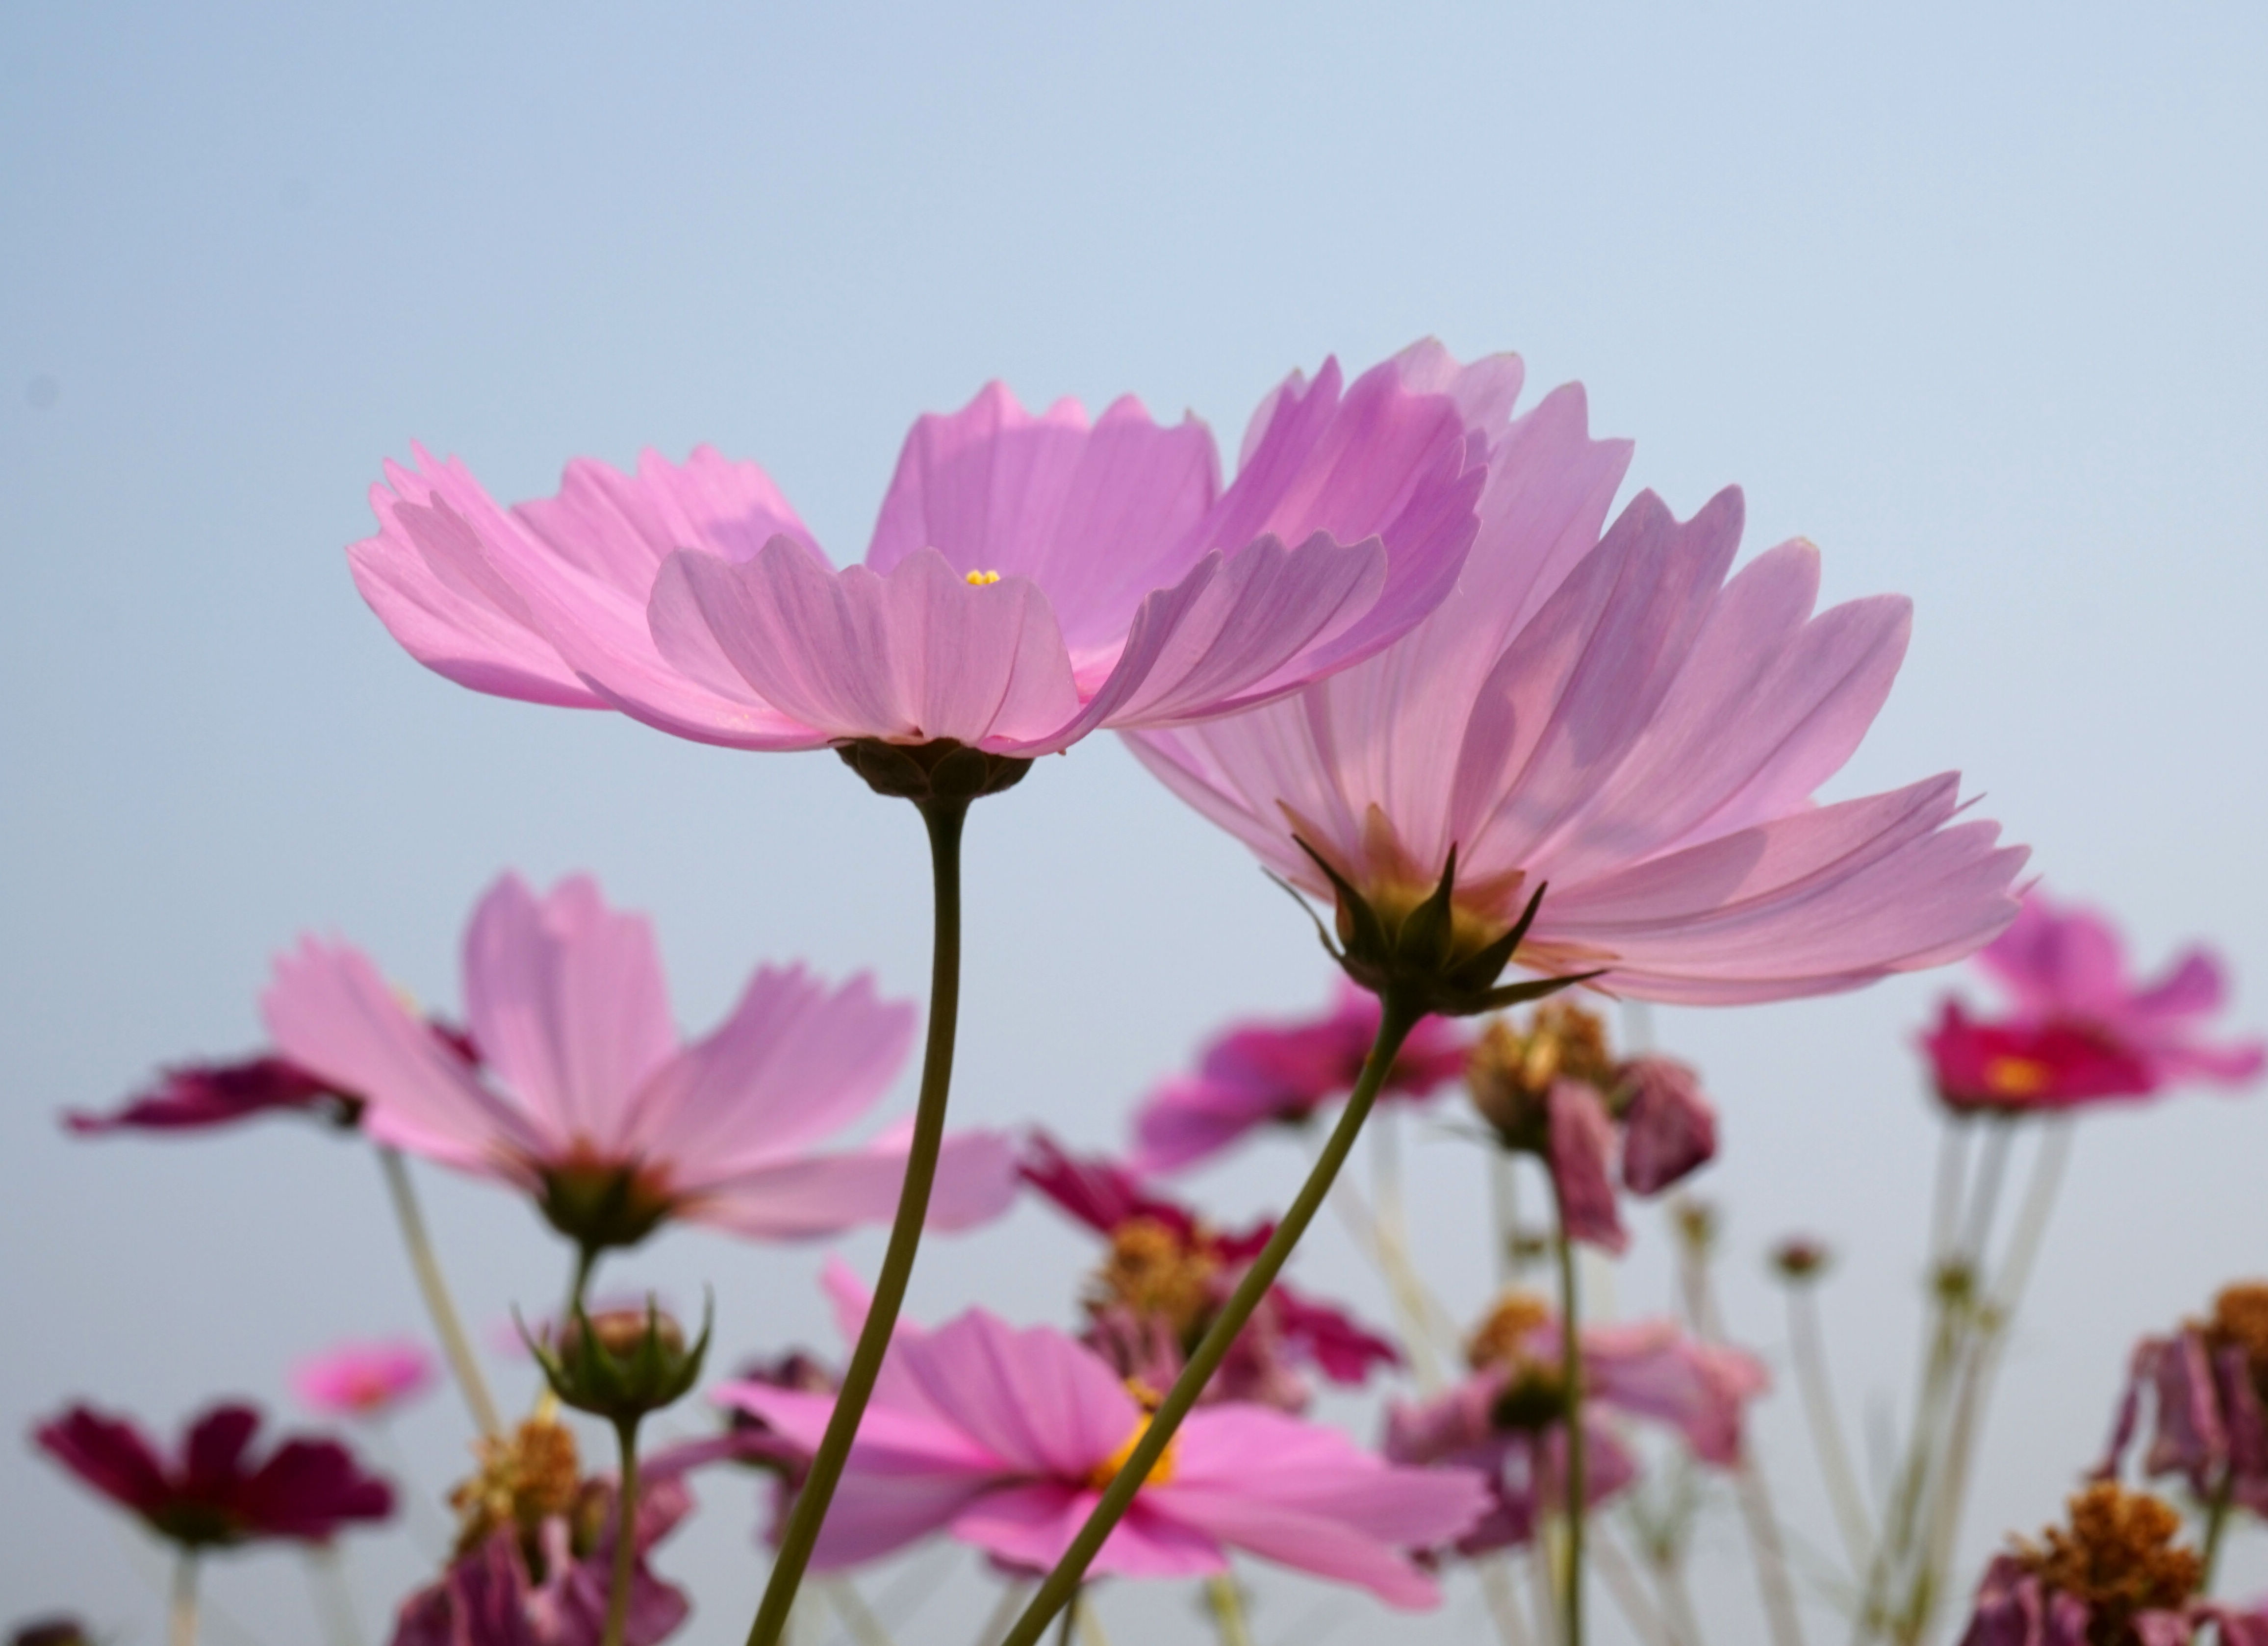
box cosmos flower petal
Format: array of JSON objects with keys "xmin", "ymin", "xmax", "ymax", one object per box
[
  {"xmin": 624, "ymin": 967, "xmax": 917, "ymax": 1171},
  {"xmin": 895, "ymin": 1312, "xmax": 1140, "ymax": 1480},
  {"xmin": 952, "ymin": 1485, "xmax": 1226, "ymax": 1580},
  {"xmin": 681, "ymin": 1127, "xmax": 1016, "ymax": 1241},
  {"xmin": 461, "ymin": 874, "xmax": 678, "ymax": 1145},
  {"xmin": 33, "ymin": 1409, "xmax": 172, "ymax": 1515},
  {"xmin": 262, "ymin": 937, "xmax": 541, "ymax": 1169},
  {"xmin": 863, "ymin": 383, "xmax": 1220, "ymax": 657}
]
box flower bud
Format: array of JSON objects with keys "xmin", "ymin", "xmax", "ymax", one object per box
[
  {"xmin": 528, "ymin": 1297, "xmax": 711, "ymax": 1425},
  {"xmin": 1769, "ymin": 1235, "xmax": 1831, "ymax": 1283},
  {"xmin": 1618, "ymin": 1057, "xmax": 1717, "ymax": 1194}
]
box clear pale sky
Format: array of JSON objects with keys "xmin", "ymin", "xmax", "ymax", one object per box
[{"xmin": 4, "ymin": 3, "xmax": 2264, "ymax": 1642}]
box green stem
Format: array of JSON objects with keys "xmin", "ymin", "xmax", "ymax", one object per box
[
  {"xmin": 567, "ymin": 1244, "xmax": 600, "ymax": 1331},
  {"xmin": 1552, "ymin": 1183, "xmax": 1587, "ymax": 1646},
  {"xmin": 996, "ymin": 988, "xmax": 1426, "ymax": 1646},
  {"xmin": 1204, "ymin": 1573, "xmax": 1254, "ymax": 1646},
  {"xmin": 605, "ymin": 1418, "xmax": 642, "ymax": 1646},
  {"xmin": 170, "ymin": 1553, "xmax": 200, "ymax": 1646},
  {"xmin": 2200, "ymin": 1463, "xmax": 2237, "ymax": 1593},
  {"xmin": 744, "ymin": 797, "xmax": 970, "ymax": 1646},
  {"xmin": 377, "ymin": 1145, "xmax": 501, "ymax": 1438}
]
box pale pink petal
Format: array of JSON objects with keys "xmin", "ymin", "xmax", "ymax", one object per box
[
  {"xmin": 366, "ymin": 452, "xmax": 817, "ymax": 748},
  {"xmin": 863, "ymin": 384, "xmax": 1220, "ymax": 657},
  {"xmin": 895, "ymin": 1312, "xmax": 1139, "ymax": 1480},
  {"xmin": 513, "ymin": 446, "xmax": 818, "ymax": 580},
  {"xmin": 679, "ymin": 1127, "xmax": 1016, "ymax": 1240},
  {"xmin": 949, "ymin": 1483, "xmax": 1227, "ymax": 1580},
  {"xmin": 461, "ymin": 875, "xmax": 678, "ymax": 1147},
  {"xmin": 1547, "ymin": 1081, "xmax": 1627, "ymax": 1253},
  {"xmin": 1538, "ymin": 777, "xmax": 2028, "ymax": 1004},
  {"xmin": 650, "ymin": 540, "xmax": 1082, "ymax": 748},
  {"xmin": 815, "ymin": 1256, "xmax": 940, "ymax": 1418},
  {"xmin": 262, "ymin": 937, "xmax": 542, "ymax": 1171},
  {"xmin": 1978, "ymin": 894, "xmax": 2130, "ymax": 1017},
  {"xmin": 1583, "ymin": 1321, "xmax": 1766, "ymax": 1467},
  {"xmin": 713, "ymin": 1384, "xmax": 997, "ymax": 1474},
  {"xmin": 624, "ymin": 967, "xmax": 916, "ymax": 1171}
]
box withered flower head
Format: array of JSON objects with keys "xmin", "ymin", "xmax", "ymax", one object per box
[
  {"xmin": 1467, "ymin": 1003, "xmax": 1616, "ymax": 1144},
  {"xmin": 448, "ymin": 1415, "xmax": 584, "ymax": 1559},
  {"xmin": 1465, "ymin": 1291, "xmax": 1554, "ymax": 1372},
  {"xmin": 2012, "ymin": 1483, "xmax": 2201, "ymax": 1646},
  {"xmin": 1087, "ymin": 1216, "xmax": 1221, "ymax": 1339},
  {"xmin": 2205, "ymin": 1282, "xmax": 2268, "ymax": 1401}
]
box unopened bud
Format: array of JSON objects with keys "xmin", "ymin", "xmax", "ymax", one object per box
[
  {"xmin": 1671, "ymin": 1196, "xmax": 1719, "ymax": 1255},
  {"xmin": 527, "ymin": 1294, "xmax": 711, "ymax": 1425},
  {"xmin": 1769, "ymin": 1236, "xmax": 1831, "ymax": 1283}
]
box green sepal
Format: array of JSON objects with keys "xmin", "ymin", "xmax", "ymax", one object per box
[{"xmin": 522, "ymin": 1291, "xmax": 714, "ymax": 1423}]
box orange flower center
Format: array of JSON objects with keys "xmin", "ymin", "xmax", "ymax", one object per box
[
  {"xmin": 1088, "ymin": 1390, "xmax": 1179, "ymax": 1492},
  {"xmin": 1984, "ymin": 1055, "xmax": 2053, "ymax": 1097}
]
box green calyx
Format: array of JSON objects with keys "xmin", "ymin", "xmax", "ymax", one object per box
[
  {"xmin": 835, "ymin": 737, "xmax": 1034, "ymax": 805},
  {"xmin": 536, "ymin": 1162, "xmax": 675, "ymax": 1256},
  {"xmin": 1281, "ymin": 839, "xmax": 1603, "ymax": 1018},
  {"xmin": 527, "ymin": 1294, "xmax": 713, "ymax": 1424}
]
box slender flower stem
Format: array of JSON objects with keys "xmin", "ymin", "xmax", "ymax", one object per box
[
  {"xmin": 1550, "ymin": 1178, "xmax": 1587, "ymax": 1646},
  {"xmin": 974, "ymin": 1583, "xmax": 1034, "ymax": 1646},
  {"xmin": 170, "ymin": 1553, "xmax": 200, "ymax": 1646},
  {"xmin": 1368, "ymin": 1111, "xmax": 1453, "ymax": 1391},
  {"xmin": 1480, "ymin": 1557, "xmax": 1534, "ymax": 1646},
  {"xmin": 1786, "ymin": 1284, "xmax": 1875, "ymax": 1576},
  {"xmin": 1593, "ymin": 1521, "xmax": 1674, "ymax": 1646},
  {"xmin": 746, "ymin": 797, "xmax": 972, "ymax": 1646},
  {"xmin": 997, "ymin": 989, "xmax": 1427, "ymax": 1646},
  {"xmin": 2200, "ymin": 1464, "xmax": 2238, "ymax": 1593},
  {"xmin": 306, "ymin": 1544, "xmax": 365, "ymax": 1646},
  {"xmin": 1490, "ymin": 1152, "xmax": 1523, "ymax": 1285},
  {"xmin": 377, "ymin": 1145, "xmax": 501, "ymax": 1438},
  {"xmin": 605, "ymin": 1418, "xmax": 642, "ymax": 1646},
  {"xmin": 817, "ymin": 1579, "xmax": 897, "ymax": 1646},
  {"xmin": 1203, "ymin": 1574, "xmax": 1254, "ymax": 1646}
]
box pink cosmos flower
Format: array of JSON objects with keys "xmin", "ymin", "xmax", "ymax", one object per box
[
  {"xmin": 260, "ymin": 872, "xmax": 1015, "ymax": 1254},
  {"xmin": 1384, "ymin": 1296, "xmax": 1765, "ymax": 1557},
  {"xmin": 34, "ymin": 1402, "xmax": 393, "ymax": 1547},
  {"xmin": 714, "ymin": 1286, "xmax": 1486, "ymax": 1609},
  {"xmin": 1924, "ymin": 892, "xmax": 2264, "ymax": 1114},
  {"xmin": 1125, "ymin": 342, "xmax": 2027, "ymax": 1005},
  {"xmin": 291, "ymin": 1339, "xmax": 439, "ymax": 1420},
  {"xmin": 349, "ymin": 357, "xmax": 1483, "ymax": 758},
  {"xmin": 1127, "ymin": 981, "xmax": 1471, "ymax": 1173},
  {"xmin": 1021, "ymin": 1133, "xmax": 1399, "ymax": 1410}
]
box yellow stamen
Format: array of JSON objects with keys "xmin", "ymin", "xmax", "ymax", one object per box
[
  {"xmin": 965, "ymin": 569, "xmax": 1001, "ymax": 585},
  {"xmin": 1089, "ymin": 1412, "xmax": 1178, "ymax": 1491},
  {"xmin": 1984, "ymin": 1056, "xmax": 2052, "ymax": 1096}
]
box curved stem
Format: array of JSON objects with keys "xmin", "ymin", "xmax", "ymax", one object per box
[
  {"xmin": 1204, "ymin": 1574, "xmax": 1254, "ymax": 1646},
  {"xmin": 996, "ymin": 989, "xmax": 1426, "ymax": 1646},
  {"xmin": 2200, "ymin": 1464, "xmax": 2237, "ymax": 1593},
  {"xmin": 1551, "ymin": 1179, "xmax": 1587, "ymax": 1646},
  {"xmin": 377, "ymin": 1145, "xmax": 501, "ymax": 1438},
  {"xmin": 745, "ymin": 797, "xmax": 970, "ymax": 1646},
  {"xmin": 170, "ymin": 1553, "xmax": 200, "ymax": 1646},
  {"xmin": 604, "ymin": 1418, "xmax": 642, "ymax": 1646},
  {"xmin": 1787, "ymin": 1284, "xmax": 1875, "ymax": 1576}
]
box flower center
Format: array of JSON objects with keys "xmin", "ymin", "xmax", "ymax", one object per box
[
  {"xmin": 1088, "ymin": 1402, "xmax": 1179, "ymax": 1492},
  {"xmin": 1468, "ymin": 1004, "xmax": 1618, "ymax": 1143},
  {"xmin": 964, "ymin": 569, "xmax": 1001, "ymax": 585},
  {"xmin": 448, "ymin": 1414, "xmax": 586, "ymax": 1562},
  {"xmin": 1983, "ymin": 1055, "xmax": 2053, "ymax": 1097},
  {"xmin": 1087, "ymin": 1217, "xmax": 1220, "ymax": 1339},
  {"xmin": 2013, "ymin": 1483, "xmax": 2201, "ymax": 1644},
  {"xmin": 1465, "ymin": 1291, "xmax": 1554, "ymax": 1372},
  {"xmin": 2207, "ymin": 1281, "xmax": 2268, "ymax": 1399}
]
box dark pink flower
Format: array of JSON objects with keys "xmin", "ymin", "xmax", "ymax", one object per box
[
  {"xmin": 1384, "ymin": 1296, "xmax": 1765, "ymax": 1557},
  {"xmin": 66, "ymin": 1024, "xmax": 481, "ymax": 1136},
  {"xmin": 33, "ymin": 1402, "xmax": 392, "ymax": 1547},
  {"xmin": 2097, "ymin": 1284, "xmax": 2268, "ymax": 1519},
  {"xmin": 1128, "ymin": 343, "xmax": 2026, "ymax": 1004},
  {"xmin": 262, "ymin": 872, "xmax": 1015, "ymax": 1253},
  {"xmin": 1927, "ymin": 893, "xmax": 2264, "ymax": 1114},
  {"xmin": 1467, "ymin": 1004, "xmax": 1720, "ymax": 1254},
  {"xmin": 1957, "ymin": 1485, "xmax": 2253, "ymax": 1646},
  {"xmin": 351, "ymin": 357, "xmax": 1482, "ymax": 758},
  {"xmin": 716, "ymin": 1299, "xmax": 1485, "ymax": 1608},
  {"xmin": 1127, "ymin": 982, "xmax": 1470, "ymax": 1173},
  {"xmin": 1021, "ymin": 1133, "xmax": 1399, "ymax": 1409},
  {"xmin": 291, "ymin": 1339, "xmax": 439, "ymax": 1420},
  {"xmin": 391, "ymin": 1415, "xmax": 707, "ymax": 1646}
]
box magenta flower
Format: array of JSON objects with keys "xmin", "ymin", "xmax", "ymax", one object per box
[
  {"xmin": 1925, "ymin": 892, "xmax": 2264, "ymax": 1114},
  {"xmin": 66, "ymin": 1023, "xmax": 482, "ymax": 1136},
  {"xmin": 260, "ymin": 872, "xmax": 1015, "ymax": 1255},
  {"xmin": 33, "ymin": 1402, "xmax": 393, "ymax": 1547},
  {"xmin": 1383, "ymin": 1296, "xmax": 1765, "ymax": 1556},
  {"xmin": 392, "ymin": 1415, "xmax": 709, "ymax": 1646},
  {"xmin": 1957, "ymin": 1485, "xmax": 2268, "ymax": 1646},
  {"xmin": 1127, "ymin": 981, "xmax": 1471, "ymax": 1173},
  {"xmin": 1125, "ymin": 342, "xmax": 2027, "ymax": 1005},
  {"xmin": 291, "ymin": 1339, "xmax": 440, "ymax": 1420},
  {"xmin": 2096, "ymin": 1284, "xmax": 2268, "ymax": 1520},
  {"xmin": 349, "ymin": 358, "xmax": 1482, "ymax": 759},
  {"xmin": 715, "ymin": 1298, "xmax": 1485, "ymax": 1608},
  {"xmin": 1021, "ymin": 1133, "xmax": 1400, "ymax": 1409}
]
